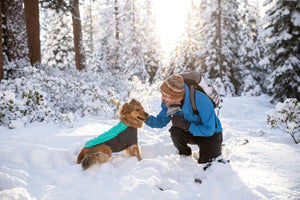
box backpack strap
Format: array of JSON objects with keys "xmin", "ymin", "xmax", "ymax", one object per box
[
  {"xmin": 189, "ymin": 85, "xmax": 217, "ymax": 129},
  {"xmin": 189, "ymin": 84, "xmax": 198, "ymax": 115}
]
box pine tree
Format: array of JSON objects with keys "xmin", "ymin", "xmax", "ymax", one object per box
[
  {"xmin": 118, "ymin": 0, "xmax": 147, "ymax": 81},
  {"xmin": 42, "ymin": 9, "xmax": 74, "ymax": 70},
  {"xmin": 167, "ymin": 0, "xmax": 204, "ymax": 77},
  {"xmin": 139, "ymin": 0, "xmax": 163, "ymax": 83},
  {"xmin": 93, "ymin": 0, "xmax": 162, "ymax": 82},
  {"xmin": 92, "ymin": 0, "xmax": 120, "ymax": 73},
  {"xmin": 167, "ymin": 35, "xmax": 196, "ymax": 76},
  {"xmin": 82, "ymin": 0, "xmax": 95, "ymax": 66},
  {"xmin": 198, "ymin": 0, "xmax": 219, "ymax": 79},
  {"xmin": 239, "ymin": 0, "xmax": 262, "ymax": 96},
  {"xmin": 261, "ymin": 0, "xmax": 300, "ymax": 101},
  {"xmin": 199, "ymin": 0, "xmax": 243, "ymax": 96},
  {"xmin": 251, "ymin": 0, "xmax": 268, "ymax": 93}
]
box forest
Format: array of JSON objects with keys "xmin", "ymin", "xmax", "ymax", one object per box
[
  {"xmin": 0, "ymin": 1, "xmax": 300, "ymax": 199},
  {"xmin": 0, "ymin": 0, "xmax": 299, "ymax": 128}
]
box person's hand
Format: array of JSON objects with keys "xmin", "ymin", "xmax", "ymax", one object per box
[
  {"xmin": 171, "ymin": 116, "xmax": 190, "ymax": 131},
  {"xmin": 144, "ymin": 113, "xmax": 150, "ymax": 122}
]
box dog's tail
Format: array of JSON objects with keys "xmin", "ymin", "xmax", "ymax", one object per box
[{"xmin": 81, "ymin": 145, "xmax": 112, "ymax": 170}]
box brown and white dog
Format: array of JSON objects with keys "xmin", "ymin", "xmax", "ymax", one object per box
[{"xmin": 77, "ymin": 99, "xmax": 148, "ymax": 170}]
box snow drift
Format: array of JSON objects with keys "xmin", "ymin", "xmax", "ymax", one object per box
[{"xmin": 0, "ymin": 96, "xmax": 300, "ymax": 200}]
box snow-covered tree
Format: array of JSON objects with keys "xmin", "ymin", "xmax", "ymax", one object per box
[
  {"xmin": 220, "ymin": 0, "xmax": 243, "ymax": 95},
  {"xmin": 42, "ymin": 9, "xmax": 74, "ymax": 70},
  {"xmin": 198, "ymin": 0, "xmax": 219, "ymax": 79},
  {"xmin": 167, "ymin": 0, "xmax": 203, "ymax": 76},
  {"xmin": 251, "ymin": 0, "xmax": 269, "ymax": 93},
  {"xmin": 261, "ymin": 0, "xmax": 300, "ymax": 102},
  {"xmin": 93, "ymin": 0, "xmax": 162, "ymax": 83},
  {"xmin": 199, "ymin": 0, "xmax": 243, "ymax": 96},
  {"xmin": 92, "ymin": 0, "xmax": 119, "ymax": 73},
  {"xmin": 117, "ymin": 0, "xmax": 147, "ymax": 81},
  {"xmin": 82, "ymin": 0, "xmax": 96, "ymax": 65},
  {"xmin": 2, "ymin": 0, "xmax": 30, "ymax": 78},
  {"xmin": 138, "ymin": 0, "xmax": 163, "ymax": 83},
  {"xmin": 239, "ymin": 0, "xmax": 262, "ymax": 96}
]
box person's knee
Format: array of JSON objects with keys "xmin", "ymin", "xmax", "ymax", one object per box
[{"xmin": 169, "ymin": 126, "xmax": 192, "ymax": 156}]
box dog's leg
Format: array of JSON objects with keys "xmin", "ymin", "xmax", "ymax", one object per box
[
  {"xmin": 81, "ymin": 145, "xmax": 112, "ymax": 170},
  {"xmin": 125, "ymin": 144, "xmax": 142, "ymax": 161}
]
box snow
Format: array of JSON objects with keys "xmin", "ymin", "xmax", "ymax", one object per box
[
  {"xmin": 1, "ymin": 95, "xmax": 300, "ymax": 200},
  {"xmin": 292, "ymin": 11, "xmax": 300, "ymax": 26},
  {"xmin": 2, "ymin": 91, "xmax": 15, "ymax": 102}
]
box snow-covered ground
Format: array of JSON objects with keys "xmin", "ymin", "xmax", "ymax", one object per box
[{"xmin": 0, "ymin": 96, "xmax": 299, "ymax": 200}]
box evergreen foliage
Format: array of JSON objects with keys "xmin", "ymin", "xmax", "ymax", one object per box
[
  {"xmin": 41, "ymin": 9, "xmax": 74, "ymax": 70},
  {"xmin": 239, "ymin": 0, "xmax": 263, "ymax": 96},
  {"xmin": 261, "ymin": 0, "xmax": 300, "ymax": 102}
]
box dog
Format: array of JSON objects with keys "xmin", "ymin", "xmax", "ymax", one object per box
[{"xmin": 77, "ymin": 99, "xmax": 148, "ymax": 170}]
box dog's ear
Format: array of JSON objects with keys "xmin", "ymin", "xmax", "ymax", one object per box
[
  {"xmin": 120, "ymin": 102, "xmax": 130, "ymax": 116},
  {"xmin": 129, "ymin": 99, "xmax": 141, "ymax": 106},
  {"xmin": 130, "ymin": 99, "xmax": 137, "ymax": 104}
]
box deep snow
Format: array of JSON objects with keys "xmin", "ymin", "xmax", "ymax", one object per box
[{"xmin": 0, "ymin": 95, "xmax": 300, "ymax": 200}]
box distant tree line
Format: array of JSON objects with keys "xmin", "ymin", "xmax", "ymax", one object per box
[{"xmin": 0, "ymin": 0, "xmax": 299, "ymax": 102}]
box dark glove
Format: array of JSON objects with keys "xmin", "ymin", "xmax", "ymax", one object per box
[{"xmin": 171, "ymin": 116, "xmax": 190, "ymax": 131}]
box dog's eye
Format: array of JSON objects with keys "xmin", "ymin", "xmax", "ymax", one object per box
[{"xmin": 136, "ymin": 109, "xmax": 139, "ymax": 111}]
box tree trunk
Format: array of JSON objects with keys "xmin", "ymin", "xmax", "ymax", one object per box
[
  {"xmin": 70, "ymin": 0, "xmax": 86, "ymax": 71},
  {"xmin": 0, "ymin": 1, "xmax": 3, "ymax": 81},
  {"xmin": 217, "ymin": 0, "xmax": 223, "ymax": 80},
  {"xmin": 114, "ymin": 0, "xmax": 119, "ymax": 40},
  {"xmin": 2, "ymin": 0, "xmax": 29, "ymax": 62},
  {"xmin": 24, "ymin": 0, "xmax": 41, "ymax": 65},
  {"xmin": 88, "ymin": 0, "xmax": 94, "ymax": 53},
  {"xmin": 114, "ymin": 0, "xmax": 120, "ymax": 70}
]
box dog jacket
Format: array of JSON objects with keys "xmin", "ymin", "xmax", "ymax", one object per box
[{"xmin": 84, "ymin": 121, "xmax": 138, "ymax": 152}]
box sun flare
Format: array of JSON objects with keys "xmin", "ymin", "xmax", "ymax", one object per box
[{"xmin": 151, "ymin": 0, "xmax": 188, "ymax": 57}]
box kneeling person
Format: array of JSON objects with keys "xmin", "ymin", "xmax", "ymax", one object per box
[{"xmin": 145, "ymin": 74, "xmax": 223, "ymax": 164}]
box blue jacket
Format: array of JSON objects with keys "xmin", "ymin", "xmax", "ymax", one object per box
[{"xmin": 145, "ymin": 84, "xmax": 222, "ymax": 137}]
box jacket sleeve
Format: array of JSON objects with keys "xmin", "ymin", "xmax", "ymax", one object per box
[
  {"xmin": 145, "ymin": 103, "xmax": 171, "ymax": 128},
  {"xmin": 188, "ymin": 93, "xmax": 216, "ymax": 137}
]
